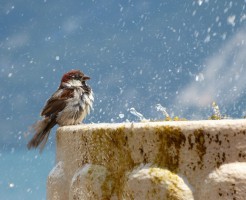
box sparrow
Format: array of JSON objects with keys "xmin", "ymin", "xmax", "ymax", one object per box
[{"xmin": 27, "ymin": 69, "xmax": 94, "ymax": 151}]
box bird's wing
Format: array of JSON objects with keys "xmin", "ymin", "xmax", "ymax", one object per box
[{"xmin": 41, "ymin": 88, "xmax": 74, "ymax": 117}]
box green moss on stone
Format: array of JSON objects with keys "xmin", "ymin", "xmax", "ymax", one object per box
[
  {"xmin": 154, "ymin": 126, "xmax": 186, "ymax": 172},
  {"xmin": 149, "ymin": 167, "xmax": 188, "ymax": 200},
  {"xmin": 88, "ymin": 127, "xmax": 134, "ymax": 199},
  {"xmin": 209, "ymin": 115, "xmax": 221, "ymax": 120},
  {"xmin": 193, "ymin": 129, "xmax": 206, "ymax": 169}
]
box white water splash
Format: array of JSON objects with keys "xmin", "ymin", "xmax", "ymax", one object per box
[
  {"xmin": 129, "ymin": 108, "xmax": 146, "ymax": 121},
  {"xmin": 155, "ymin": 104, "xmax": 170, "ymax": 118}
]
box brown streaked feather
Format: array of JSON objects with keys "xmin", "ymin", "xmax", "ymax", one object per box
[
  {"xmin": 27, "ymin": 117, "xmax": 56, "ymax": 152},
  {"xmin": 41, "ymin": 88, "xmax": 74, "ymax": 117}
]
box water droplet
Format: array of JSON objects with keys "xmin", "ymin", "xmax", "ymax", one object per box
[
  {"xmin": 227, "ymin": 15, "xmax": 236, "ymax": 26},
  {"xmin": 197, "ymin": 0, "xmax": 203, "ymax": 6},
  {"xmin": 195, "ymin": 73, "xmax": 204, "ymax": 82},
  {"xmin": 27, "ymin": 188, "xmax": 32, "ymax": 193},
  {"xmin": 119, "ymin": 113, "xmax": 124, "ymax": 119}
]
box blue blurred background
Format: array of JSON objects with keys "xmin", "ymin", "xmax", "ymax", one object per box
[{"xmin": 1, "ymin": 0, "xmax": 246, "ymax": 199}]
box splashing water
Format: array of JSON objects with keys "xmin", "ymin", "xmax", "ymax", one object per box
[
  {"xmin": 129, "ymin": 108, "xmax": 146, "ymax": 121},
  {"xmin": 155, "ymin": 104, "xmax": 170, "ymax": 118},
  {"xmin": 118, "ymin": 113, "xmax": 125, "ymax": 119}
]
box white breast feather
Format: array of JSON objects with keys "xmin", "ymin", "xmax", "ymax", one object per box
[{"xmin": 57, "ymin": 88, "xmax": 94, "ymax": 126}]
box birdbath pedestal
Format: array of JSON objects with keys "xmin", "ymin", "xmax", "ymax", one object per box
[{"xmin": 47, "ymin": 120, "xmax": 246, "ymax": 200}]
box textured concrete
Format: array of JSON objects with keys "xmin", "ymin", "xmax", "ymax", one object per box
[{"xmin": 47, "ymin": 120, "xmax": 246, "ymax": 200}]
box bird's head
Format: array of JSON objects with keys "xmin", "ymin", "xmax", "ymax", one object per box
[{"xmin": 60, "ymin": 69, "xmax": 90, "ymax": 88}]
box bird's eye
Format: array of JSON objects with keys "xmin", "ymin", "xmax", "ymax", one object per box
[{"xmin": 71, "ymin": 74, "xmax": 81, "ymax": 80}]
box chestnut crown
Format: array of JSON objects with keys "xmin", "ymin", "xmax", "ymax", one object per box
[{"xmin": 61, "ymin": 70, "xmax": 90, "ymax": 83}]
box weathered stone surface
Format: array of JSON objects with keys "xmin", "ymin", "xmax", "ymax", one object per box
[
  {"xmin": 47, "ymin": 161, "xmax": 67, "ymax": 200},
  {"xmin": 123, "ymin": 164, "xmax": 194, "ymax": 200},
  {"xmin": 47, "ymin": 120, "xmax": 246, "ymax": 200},
  {"xmin": 69, "ymin": 164, "xmax": 112, "ymax": 200},
  {"xmin": 199, "ymin": 162, "xmax": 246, "ymax": 200}
]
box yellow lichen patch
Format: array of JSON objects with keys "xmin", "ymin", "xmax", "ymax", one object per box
[
  {"xmin": 172, "ymin": 116, "xmax": 187, "ymax": 121},
  {"xmin": 154, "ymin": 126, "xmax": 186, "ymax": 172},
  {"xmin": 209, "ymin": 115, "xmax": 221, "ymax": 120},
  {"xmin": 88, "ymin": 127, "xmax": 135, "ymax": 199},
  {"xmin": 164, "ymin": 116, "xmax": 187, "ymax": 121},
  {"xmin": 149, "ymin": 167, "xmax": 190, "ymax": 200},
  {"xmin": 149, "ymin": 167, "xmax": 177, "ymax": 184},
  {"xmin": 100, "ymin": 172, "xmax": 113, "ymax": 200},
  {"xmin": 164, "ymin": 117, "xmax": 172, "ymax": 121}
]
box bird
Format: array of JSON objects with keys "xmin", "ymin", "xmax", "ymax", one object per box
[{"xmin": 27, "ymin": 69, "xmax": 94, "ymax": 151}]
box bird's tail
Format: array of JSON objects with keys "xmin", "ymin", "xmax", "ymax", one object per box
[{"xmin": 27, "ymin": 117, "xmax": 56, "ymax": 152}]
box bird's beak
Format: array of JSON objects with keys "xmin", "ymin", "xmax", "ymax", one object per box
[{"xmin": 82, "ymin": 75, "xmax": 90, "ymax": 81}]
